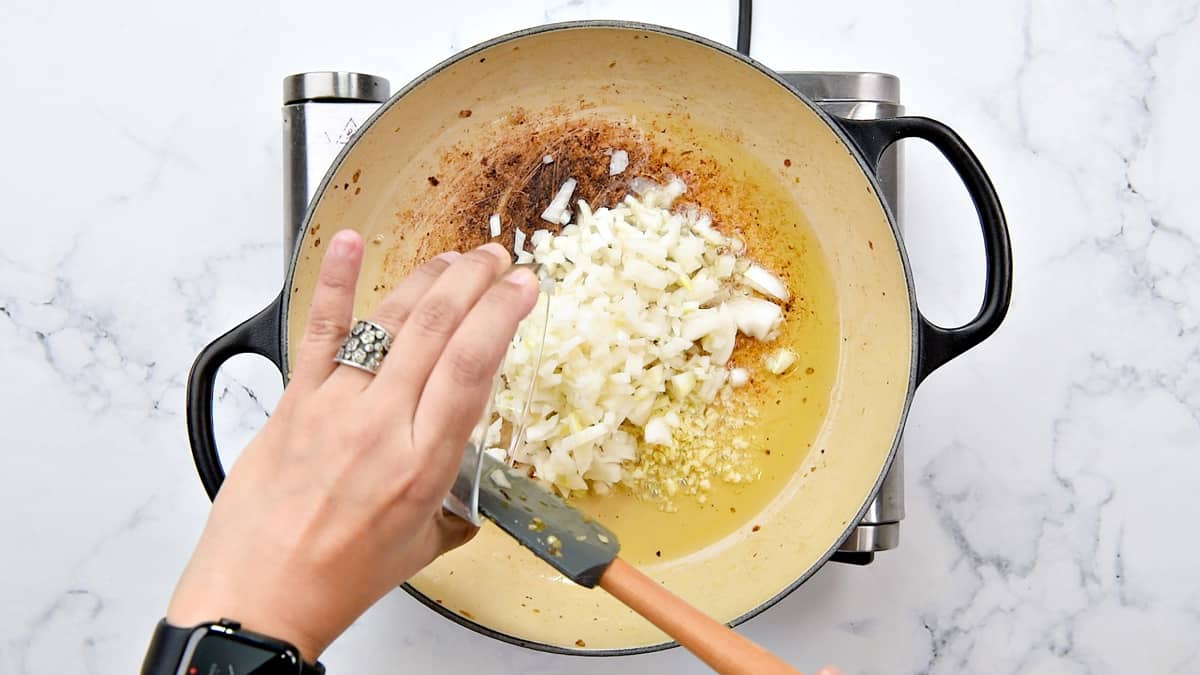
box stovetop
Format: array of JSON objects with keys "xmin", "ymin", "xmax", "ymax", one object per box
[{"xmin": 280, "ymin": 67, "xmax": 905, "ymax": 566}]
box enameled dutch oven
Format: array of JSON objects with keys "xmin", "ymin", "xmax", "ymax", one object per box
[{"xmin": 186, "ymin": 22, "xmax": 1011, "ymax": 655}]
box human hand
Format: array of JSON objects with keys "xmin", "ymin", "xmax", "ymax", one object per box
[{"xmin": 167, "ymin": 230, "xmax": 539, "ymax": 660}]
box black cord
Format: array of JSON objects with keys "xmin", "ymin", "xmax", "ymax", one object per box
[{"xmin": 736, "ymin": 0, "xmax": 752, "ymax": 56}]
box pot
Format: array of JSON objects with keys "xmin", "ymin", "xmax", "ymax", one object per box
[{"xmin": 186, "ymin": 22, "xmax": 1011, "ymax": 655}]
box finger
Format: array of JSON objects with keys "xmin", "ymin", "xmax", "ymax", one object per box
[
  {"xmin": 325, "ymin": 250, "xmax": 461, "ymax": 393},
  {"xmin": 816, "ymin": 668, "xmax": 844, "ymax": 675},
  {"xmin": 409, "ymin": 267, "xmax": 538, "ymax": 478},
  {"xmin": 289, "ymin": 230, "xmax": 363, "ymax": 391},
  {"xmin": 389, "ymin": 512, "xmax": 479, "ymax": 587},
  {"xmin": 374, "ymin": 243, "xmax": 512, "ymax": 416},
  {"xmin": 434, "ymin": 508, "xmax": 478, "ymax": 552}
]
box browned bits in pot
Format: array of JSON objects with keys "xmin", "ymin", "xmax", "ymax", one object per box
[
  {"xmin": 352, "ymin": 169, "xmax": 361, "ymax": 183},
  {"xmin": 414, "ymin": 115, "xmax": 682, "ymax": 259},
  {"xmin": 459, "ymin": 609, "xmax": 474, "ymax": 619},
  {"xmin": 381, "ymin": 105, "xmax": 812, "ymax": 375},
  {"xmin": 805, "ymin": 367, "xmax": 815, "ymax": 375},
  {"xmin": 783, "ymin": 158, "xmax": 791, "ymax": 167},
  {"xmin": 868, "ymin": 240, "xmax": 874, "ymax": 250},
  {"xmin": 313, "ymin": 237, "xmax": 321, "ymax": 247},
  {"xmin": 751, "ymin": 524, "xmax": 761, "ymax": 533},
  {"xmin": 575, "ymin": 639, "xmax": 587, "ymax": 648},
  {"xmin": 354, "ymin": 187, "xmax": 361, "ymax": 195},
  {"xmin": 459, "ymin": 109, "xmax": 473, "ymax": 118}
]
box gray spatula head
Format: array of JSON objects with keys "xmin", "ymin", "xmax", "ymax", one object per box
[{"xmin": 477, "ymin": 454, "xmax": 620, "ymax": 588}]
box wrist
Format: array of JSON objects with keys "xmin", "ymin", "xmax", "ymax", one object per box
[
  {"xmin": 143, "ymin": 618, "xmax": 326, "ymax": 675},
  {"xmin": 168, "ymin": 586, "xmax": 325, "ymax": 662}
]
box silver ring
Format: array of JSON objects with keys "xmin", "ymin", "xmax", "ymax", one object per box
[{"xmin": 334, "ymin": 319, "xmax": 394, "ymax": 375}]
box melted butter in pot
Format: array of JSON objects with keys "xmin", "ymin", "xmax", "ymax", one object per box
[
  {"xmin": 569, "ymin": 119, "xmax": 840, "ymax": 564},
  {"xmin": 370, "ymin": 108, "xmax": 841, "ymax": 565}
]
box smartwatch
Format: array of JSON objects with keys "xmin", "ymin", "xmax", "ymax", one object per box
[{"xmin": 141, "ymin": 618, "xmax": 325, "ymax": 675}]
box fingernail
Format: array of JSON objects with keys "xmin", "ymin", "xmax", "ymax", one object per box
[
  {"xmin": 436, "ymin": 251, "xmax": 462, "ymax": 263},
  {"xmin": 480, "ymin": 242, "xmax": 509, "ymax": 259},
  {"xmin": 503, "ymin": 267, "xmax": 536, "ymax": 289},
  {"xmin": 331, "ymin": 230, "xmax": 359, "ymax": 257}
]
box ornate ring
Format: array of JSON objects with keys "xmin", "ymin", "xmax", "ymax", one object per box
[{"xmin": 334, "ymin": 319, "xmax": 393, "ymax": 375}]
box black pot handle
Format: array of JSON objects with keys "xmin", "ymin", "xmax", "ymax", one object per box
[
  {"xmin": 834, "ymin": 116, "xmax": 1013, "ymax": 383},
  {"xmin": 185, "ymin": 293, "xmax": 286, "ymax": 500}
]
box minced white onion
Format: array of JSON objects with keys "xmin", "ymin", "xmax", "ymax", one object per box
[
  {"xmin": 488, "ymin": 213, "xmax": 501, "ymax": 238},
  {"xmin": 540, "ymin": 177, "xmax": 576, "ymax": 224},
  {"xmin": 514, "ymin": 227, "xmax": 526, "ymax": 255},
  {"xmin": 725, "ymin": 297, "xmax": 783, "ymax": 341},
  {"xmin": 764, "ymin": 348, "xmax": 798, "ymax": 374},
  {"xmin": 743, "ymin": 263, "xmax": 790, "ymax": 302},
  {"xmin": 543, "ymin": 154, "xmax": 554, "ymax": 164},
  {"xmin": 608, "ymin": 149, "xmax": 629, "ymax": 176},
  {"xmin": 729, "ymin": 368, "xmax": 750, "ymax": 388},
  {"xmin": 489, "ymin": 468, "xmax": 512, "ymax": 489},
  {"xmin": 494, "ymin": 179, "xmax": 791, "ymax": 496}
]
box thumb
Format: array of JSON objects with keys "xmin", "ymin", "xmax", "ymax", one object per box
[{"xmin": 433, "ymin": 508, "xmax": 479, "ymax": 553}]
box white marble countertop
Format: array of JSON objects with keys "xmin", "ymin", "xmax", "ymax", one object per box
[{"xmin": 3, "ymin": 1, "xmax": 1198, "ymax": 673}]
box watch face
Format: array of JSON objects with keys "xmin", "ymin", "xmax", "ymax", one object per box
[{"xmin": 183, "ymin": 628, "xmax": 300, "ymax": 675}]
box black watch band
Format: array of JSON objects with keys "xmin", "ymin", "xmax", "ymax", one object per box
[{"xmin": 141, "ymin": 619, "xmax": 325, "ymax": 675}]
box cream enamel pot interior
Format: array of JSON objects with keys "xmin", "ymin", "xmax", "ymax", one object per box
[{"xmin": 186, "ymin": 22, "xmax": 1011, "ymax": 655}]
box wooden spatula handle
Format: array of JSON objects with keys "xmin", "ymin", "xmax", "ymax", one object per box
[{"xmin": 599, "ymin": 558, "xmax": 802, "ymax": 675}]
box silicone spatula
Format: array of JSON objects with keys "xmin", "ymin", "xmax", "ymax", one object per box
[{"xmin": 475, "ymin": 453, "xmax": 801, "ymax": 675}]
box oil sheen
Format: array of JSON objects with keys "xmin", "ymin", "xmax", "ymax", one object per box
[{"xmin": 570, "ymin": 113, "xmax": 842, "ymax": 565}]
